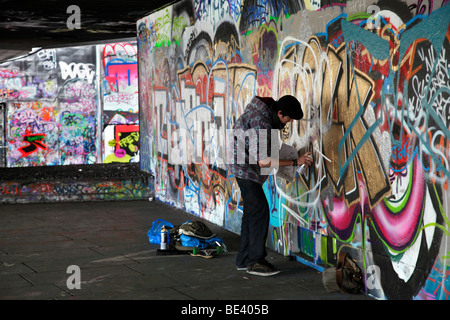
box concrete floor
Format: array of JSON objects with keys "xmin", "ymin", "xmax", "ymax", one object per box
[{"xmin": 0, "ymin": 199, "xmax": 371, "ymax": 304}]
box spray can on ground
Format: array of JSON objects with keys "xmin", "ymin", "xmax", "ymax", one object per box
[{"xmin": 160, "ymin": 226, "xmax": 168, "ymax": 250}]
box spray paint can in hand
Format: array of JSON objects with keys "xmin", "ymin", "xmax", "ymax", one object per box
[
  {"xmin": 297, "ymin": 154, "xmax": 312, "ymax": 175},
  {"xmin": 297, "ymin": 164, "xmax": 306, "ymax": 175},
  {"xmin": 160, "ymin": 226, "xmax": 168, "ymax": 250}
]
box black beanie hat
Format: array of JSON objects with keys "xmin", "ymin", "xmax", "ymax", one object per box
[{"xmin": 276, "ymin": 95, "xmax": 303, "ymax": 120}]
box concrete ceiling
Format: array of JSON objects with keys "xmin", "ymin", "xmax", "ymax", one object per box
[{"xmin": 0, "ymin": 0, "xmax": 176, "ymax": 62}]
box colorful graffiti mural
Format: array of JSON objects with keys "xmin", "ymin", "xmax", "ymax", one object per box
[
  {"xmin": 0, "ymin": 41, "xmax": 139, "ymax": 166},
  {"xmin": 137, "ymin": 0, "xmax": 450, "ymax": 299},
  {"xmin": 0, "ymin": 177, "xmax": 153, "ymax": 203},
  {"xmin": 100, "ymin": 42, "xmax": 140, "ymax": 164}
]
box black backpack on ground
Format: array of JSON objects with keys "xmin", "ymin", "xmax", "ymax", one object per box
[{"xmin": 322, "ymin": 252, "xmax": 363, "ymax": 294}]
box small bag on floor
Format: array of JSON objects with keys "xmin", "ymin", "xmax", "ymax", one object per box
[{"xmin": 322, "ymin": 252, "xmax": 363, "ymax": 294}]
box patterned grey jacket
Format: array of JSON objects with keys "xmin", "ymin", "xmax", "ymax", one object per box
[{"xmin": 227, "ymin": 96, "xmax": 283, "ymax": 185}]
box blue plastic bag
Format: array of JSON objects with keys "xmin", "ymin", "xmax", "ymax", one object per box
[
  {"xmin": 147, "ymin": 219, "xmax": 174, "ymax": 244},
  {"xmin": 179, "ymin": 234, "xmax": 223, "ymax": 249}
]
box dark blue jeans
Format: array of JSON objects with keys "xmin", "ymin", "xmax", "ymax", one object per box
[{"xmin": 236, "ymin": 178, "xmax": 269, "ymax": 267}]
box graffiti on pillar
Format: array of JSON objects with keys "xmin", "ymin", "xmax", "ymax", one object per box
[
  {"xmin": 104, "ymin": 124, "xmax": 139, "ymax": 163},
  {"xmin": 101, "ymin": 42, "xmax": 138, "ymax": 113},
  {"xmin": 57, "ymin": 46, "xmax": 98, "ymax": 165},
  {"xmin": 100, "ymin": 42, "xmax": 139, "ymax": 163}
]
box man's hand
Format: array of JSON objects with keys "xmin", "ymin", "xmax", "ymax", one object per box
[
  {"xmin": 297, "ymin": 152, "xmax": 313, "ymax": 167},
  {"xmin": 258, "ymin": 151, "xmax": 313, "ymax": 168}
]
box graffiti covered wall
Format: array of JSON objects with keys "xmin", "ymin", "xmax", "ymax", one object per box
[
  {"xmin": 137, "ymin": 0, "xmax": 450, "ymax": 299},
  {"xmin": 0, "ymin": 40, "xmax": 139, "ymax": 166},
  {"xmin": 101, "ymin": 42, "xmax": 140, "ymax": 164}
]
